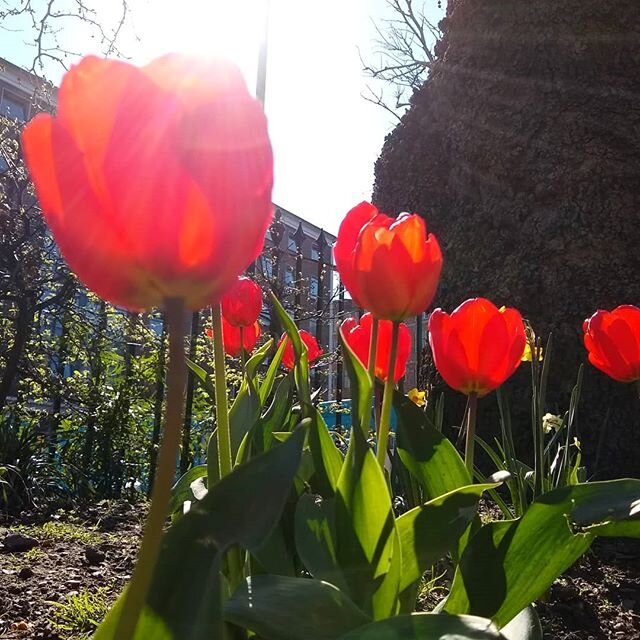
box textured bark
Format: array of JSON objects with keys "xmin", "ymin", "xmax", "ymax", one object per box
[{"xmin": 373, "ymin": 0, "xmax": 640, "ymax": 477}]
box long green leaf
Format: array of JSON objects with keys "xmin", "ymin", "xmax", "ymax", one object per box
[
  {"xmin": 308, "ymin": 407, "xmax": 344, "ymax": 495},
  {"xmin": 259, "ymin": 337, "xmax": 287, "ymax": 404},
  {"xmin": 337, "ymin": 613, "xmax": 506, "ymax": 639},
  {"xmin": 94, "ymin": 427, "xmax": 306, "ymax": 640},
  {"xmin": 185, "ymin": 358, "xmax": 215, "ymax": 400},
  {"xmin": 295, "ymin": 493, "xmax": 345, "ymax": 591},
  {"xmin": 396, "ymin": 482, "xmax": 502, "ymax": 596},
  {"xmin": 226, "ymin": 575, "xmax": 370, "ymax": 640},
  {"xmin": 394, "ymin": 391, "xmax": 470, "ymax": 499},
  {"xmin": 445, "ymin": 479, "xmax": 640, "ymax": 627}
]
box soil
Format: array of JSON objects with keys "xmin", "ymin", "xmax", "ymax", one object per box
[
  {"xmin": 0, "ymin": 502, "xmax": 143, "ymax": 639},
  {"xmin": 1, "ymin": 503, "xmax": 639, "ymax": 639}
]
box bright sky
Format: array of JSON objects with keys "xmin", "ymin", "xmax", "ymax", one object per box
[{"xmin": 0, "ymin": 0, "xmax": 443, "ymax": 234}]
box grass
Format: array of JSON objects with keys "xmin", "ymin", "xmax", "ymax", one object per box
[
  {"xmin": 12, "ymin": 519, "xmax": 134, "ymax": 547},
  {"xmin": 47, "ymin": 586, "xmax": 111, "ymax": 638}
]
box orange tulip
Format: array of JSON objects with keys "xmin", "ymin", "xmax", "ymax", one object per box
[
  {"xmin": 333, "ymin": 202, "xmax": 442, "ymax": 321},
  {"xmin": 207, "ymin": 319, "xmax": 261, "ymax": 358},
  {"xmin": 428, "ymin": 298, "xmax": 526, "ymax": 397},
  {"xmin": 221, "ymin": 277, "xmax": 262, "ymax": 327},
  {"xmin": 341, "ymin": 313, "xmax": 411, "ymax": 383},
  {"xmin": 583, "ymin": 305, "xmax": 640, "ymax": 382},
  {"xmin": 21, "ymin": 55, "xmax": 273, "ymax": 312},
  {"xmin": 279, "ymin": 330, "xmax": 323, "ymax": 370}
]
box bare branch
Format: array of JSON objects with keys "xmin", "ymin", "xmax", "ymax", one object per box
[{"xmin": 361, "ymin": 0, "xmax": 444, "ymax": 117}]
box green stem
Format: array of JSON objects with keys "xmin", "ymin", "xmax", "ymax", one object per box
[
  {"xmin": 376, "ymin": 321, "xmax": 399, "ymax": 469},
  {"xmin": 211, "ymin": 304, "xmax": 243, "ymax": 594},
  {"xmin": 465, "ymin": 393, "xmax": 478, "ymax": 479},
  {"xmin": 368, "ymin": 317, "xmax": 379, "ymax": 437},
  {"xmin": 211, "ymin": 303, "xmax": 233, "ymax": 479},
  {"xmin": 115, "ymin": 298, "xmax": 186, "ymax": 640}
]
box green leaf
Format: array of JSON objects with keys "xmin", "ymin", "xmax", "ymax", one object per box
[
  {"xmin": 94, "ymin": 427, "xmax": 306, "ymax": 640},
  {"xmin": 168, "ymin": 465, "xmax": 208, "ymax": 516},
  {"xmin": 335, "ymin": 419, "xmax": 399, "ymax": 618},
  {"xmin": 336, "ymin": 613, "xmax": 506, "ymax": 639},
  {"xmin": 338, "ymin": 325, "xmax": 372, "ymax": 436},
  {"xmin": 269, "ymin": 292, "xmax": 311, "ymax": 409},
  {"xmin": 308, "ymin": 407, "xmax": 344, "ymax": 495},
  {"xmin": 445, "ymin": 479, "xmax": 640, "ymax": 627},
  {"xmin": 185, "ymin": 358, "xmax": 215, "ymax": 400},
  {"xmin": 295, "ymin": 493, "xmax": 345, "ymax": 590},
  {"xmin": 394, "ymin": 391, "xmax": 471, "ymax": 499},
  {"xmin": 255, "ymin": 376, "xmax": 293, "ymax": 453},
  {"xmin": 259, "ymin": 337, "xmax": 287, "ymax": 405},
  {"xmin": 396, "ymin": 482, "xmax": 502, "ymax": 596},
  {"xmin": 226, "ymin": 575, "xmax": 371, "ymax": 640}
]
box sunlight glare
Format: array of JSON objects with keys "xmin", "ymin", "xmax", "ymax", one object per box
[{"xmin": 134, "ymin": 0, "xmax": 269, "ymax": 91}]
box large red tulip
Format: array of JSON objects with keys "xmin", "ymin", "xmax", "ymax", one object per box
[
  {"xmin": 341, "ymin": 313, "xmax": 411, "ymax": 383},
  {"xmin": 333, "ymin": 202, "xmax": 442, "ymax": 321},
  {"xmin": 21, "ymin": 55, "xmax": 273, "ymax": 311},
  {"xmin": 583, "ymin": 305, "xmax": 640, "ymax": 382},
  {"xmin": 428, "ymin": 298, "xmax": 526, "ymax": 397},
  {"xmin": 221, "ymin": 277, "xmax": 262, "ymax": 327},
  {"xmin": 207, "ymin": 319, "xmax": 261, "ymax": 358},
  {"xmin": 279, "ymin": 330, "xmax": 323, "ymax": 370}
]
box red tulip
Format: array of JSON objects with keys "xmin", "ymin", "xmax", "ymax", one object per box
[
  {"xmin": 221, "ymin": 277, "xmax": 262, "ymax": 327},
  {"xmin": 583, "ymin": 305, "xmax": 640, "ymax": 382},
  {"xmin": 333, "ymin": 202, "xmax": 442, "ymax": 321},
  {"xmin": 428, "ymin": 298, "xmax": 526, "ymax": 397},
  {"xmin": 279, "ymin": 330, "xmax": 323, "ymax": 370},
  {"xmin": 21, "ymin": 55, "xmax": 273, "ymax": 312},
  {"xmin": 207, "ymin": 319, "xmax": 261, "ymax": 358},
  {"xmin": 340, "ymin": 313, "xmax": 411, "ymax": 383}
]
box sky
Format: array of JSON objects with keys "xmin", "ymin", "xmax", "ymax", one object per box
[{"xmin": 0, "ymin": 0, "xmax": 443, "ymax": 234}]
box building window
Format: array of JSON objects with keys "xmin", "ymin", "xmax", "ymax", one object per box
[
  {"xmin": 284, "ymin": 265, "xmax": 295, "ymax": 286},
  {"xmin": 308, "ymin": 318, "xmax": 318, "ymax": 336},
  {"xmin": 310, "ymin": 276, "xmax": 319, "ymax": 298},
  {"xmin": 311, "ymin": 244, "xmax": 320, "ymax": 261},
  {"xmin": 287, "ymin": 235, "xmax": 297, "ymax": 253},
  {"xmin": 0, "ymin": 91, "xmax": 27, "ymax": 122},
  {"xmin": 259, "ymin": 256, "xmax": 273, "ymax": 279}
]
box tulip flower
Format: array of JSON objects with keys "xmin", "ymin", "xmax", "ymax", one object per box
[
  {"xmin": 429, "ymin": 298, "xmax": 526, "ymax": 476},
  {"xmin": 341, "ymin": 313, "xmax": 411, "ymax": 383},
  {"xmin": 21, "ymin": 55, "xmax": 273, "ymax": 312},
  {"xmin": 279, "ymin": 330, "xmax": 323, "ymax": 370},
  {"xmin": 428, "ymin": 298, "xmax": 527, "ymax": 398},
  {"xmin": 207, "ymin": 319, "xmax": 261, "ymax": 358},
  {"xmin": 583, "ymin": 305, "xmax": 640, "ymax": 383},
  {"xmin": 221, "ymin": 277, "xmax": 263, "ymax": 327},
  {"xmin": 333, "ymin": 202, "xmax": 442, "ymax": 321}
]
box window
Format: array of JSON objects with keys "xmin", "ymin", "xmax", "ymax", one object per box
[
  {"xmin": 258, "ymin": 256, "xmax": 273, "ymax": 279},
  {"xmin": 310, "ymin": 276, "xmax": 319, "ymax": 298},
  {"xmin": 311, "ymin": 244, "xmax": 321, "ymax": 261},
  {"xmin": 308, "ymin": 318, "xmax": 318, "ymax": 336},
  {"xmin": 284, "ymin": 265, "xmax": 295, "ymax": 286},
  {"xmin": 287, "ymin": 235, "xmax": 297, "ymax": 253},
  {"xmin": 0, "ymin": 91, "xmax": 27, "ymax": 122}
]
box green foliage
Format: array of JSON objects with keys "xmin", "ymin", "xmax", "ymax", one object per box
[{"xmin": 48, "ymin": 586, "xmax": 111, "ymax": 637}]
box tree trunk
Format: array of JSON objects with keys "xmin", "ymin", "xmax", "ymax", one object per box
[
  {"xmin": 373, "ymin": 0, "xmax": 640, "ymax": 477},
  {"xmin": 0, "ymin": 298, "xmax": 34, "ymax": 412}
]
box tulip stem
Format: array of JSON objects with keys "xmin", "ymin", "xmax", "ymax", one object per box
[
  {"xmin": 115, "ymin": 297, "xmax": 186, "ymax": 640},
  {"xmin": 465, "ymin": 393, "xmax": 478, "ymax": 479},
  {"xmin": 377, "ymin": 321, "xmax": 399, "ymax": 470},
  {"xmin": 368, "ymin": 317, "xmax": 379, "ymax": 435},
  {"xmin": 211, "ymin": 303, "xmax": 233, "ymax": 479}
]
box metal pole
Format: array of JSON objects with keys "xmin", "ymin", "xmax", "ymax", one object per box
[{"xmin": 256, "ymin": 0, "xmax": 271, "ymax": 105}]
